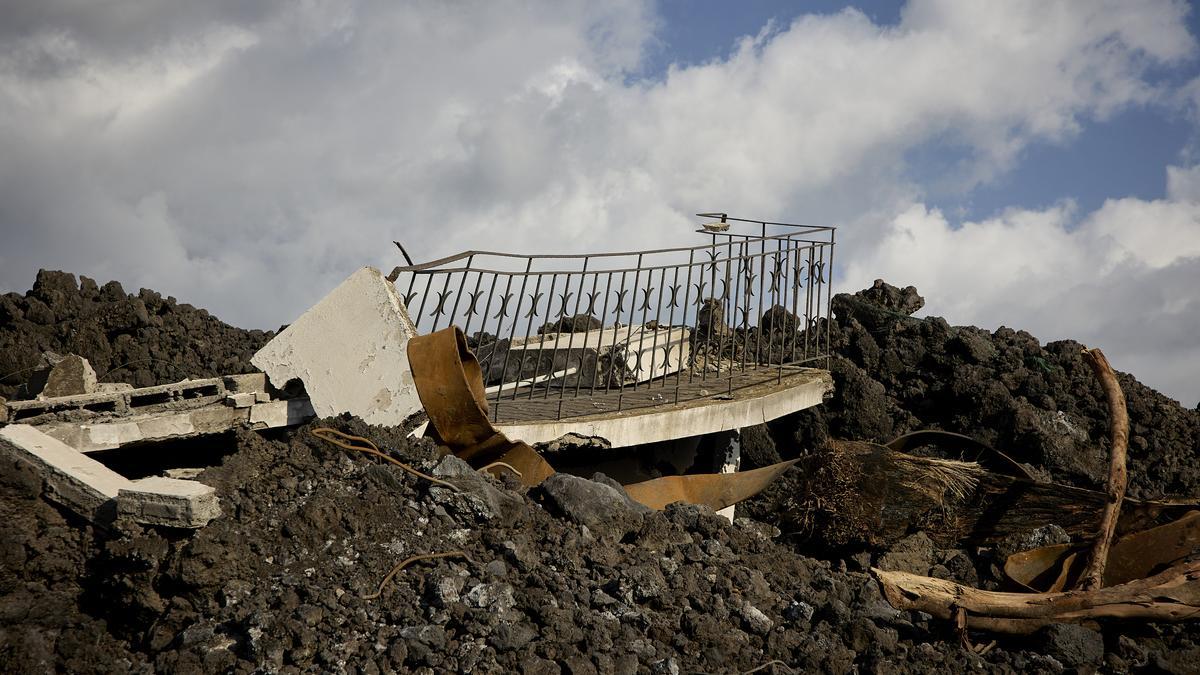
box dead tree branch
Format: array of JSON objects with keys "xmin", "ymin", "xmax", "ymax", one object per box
[{"xmin": 1077, "ymin": 347, "xmax": 1129, "ymax": 591}]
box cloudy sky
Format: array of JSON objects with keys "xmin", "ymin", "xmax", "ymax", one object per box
[{"xmin": 2, "ymin": 0, "xmax": 1198, "ymax": 405}]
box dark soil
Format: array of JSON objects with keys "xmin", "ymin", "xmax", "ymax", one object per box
[{"xmin": 3, "ymin": 271, "xmax": 1200, "ymax": 673}]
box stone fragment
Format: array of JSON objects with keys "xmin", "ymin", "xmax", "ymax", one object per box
[
  {"xmin": 1037, "ymin": 623, "xmax": 1104, "ymax": 668},
  {"xmin": 225, "ymin": 393, "xmax": 256, "ymax": 408},
  {"xmin": 540, "ymin": 473, "xmax": 647, "ymax": 540},
  {"xmin": 40, "ymin": 354, "xmax": 98, "ymax": 398},
  {"xmin": 223, "ymin": 373, "xmax": 267, "ymax": 393}
]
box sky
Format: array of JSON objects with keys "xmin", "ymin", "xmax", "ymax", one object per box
[{"xmin": 1, "ymin": 0, "xmax": 1198, "ymax": 406}]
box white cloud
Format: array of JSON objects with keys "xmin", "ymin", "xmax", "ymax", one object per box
[{"xmin": 1, "ymin": 0, "xmax": 1198, "ymax": 403}]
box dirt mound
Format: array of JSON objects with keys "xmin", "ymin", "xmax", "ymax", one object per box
[
  {"xmin": 0, "ymin": 417, "xmax": 999, "ymax": 673},
  {"xmin": 765, "ymin": 280, "xmax": 1200, "ymax": 501},
  {"xmin": 0, "ymin": 269, "xmax": 269, "ymax": 400}
]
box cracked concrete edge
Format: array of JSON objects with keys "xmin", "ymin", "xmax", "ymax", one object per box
[
  {"xmin": 118, "ymin": 476, "xmax": 221, "ymax": 528},
  {"xmin": 0, "ymin": 424, "xmax": 222, "ymax": 528},
  {"xmin": 0, "ymin": 423, "xmax": 131, "ymax": 522}
]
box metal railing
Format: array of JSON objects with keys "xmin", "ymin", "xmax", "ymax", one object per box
[{"xmin": 388, "ymin": 213, "xmax": 835, "ymax": 421}]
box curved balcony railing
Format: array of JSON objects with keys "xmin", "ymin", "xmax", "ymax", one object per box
[{"xmin": 388, "ymin": 213, "xmax": 835, "ymax": 421}]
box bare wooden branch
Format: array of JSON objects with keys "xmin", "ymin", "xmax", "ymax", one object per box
[
  {"xmin": 874, "ymin": 559, "xmax": 1200, "ymax": 634},
  {"xmin": 1077, "ymin": 347, "xmax": 1129, "ymax": 591}
]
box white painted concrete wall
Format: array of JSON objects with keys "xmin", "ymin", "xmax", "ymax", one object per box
[{"xmin": 252, "ymin": 267, "xmax": 424, "ymax": 426}]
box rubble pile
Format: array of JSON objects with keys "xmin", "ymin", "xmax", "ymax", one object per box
[
  {"xmin": 0, "ymin": 270, "xmax": 270, "ymax": 400},
  {"xmin": 769, "ymin": 280, "xmax": 1199, "ymax": 499},
  {"xmin": 3, "ymin": 270, "xmax": 1200, "ymax": 673}
]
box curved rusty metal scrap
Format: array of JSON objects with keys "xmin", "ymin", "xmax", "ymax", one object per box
[
  {"xmin": 886, "ymin": 430, "xmax": 1034, "ymax": 480},
  {"xmin": 406, "ymin": 325, "xmax": 793, "ymax": 510},
  {"xmin": 1006, "ymin": 510, "xmax": 1200, "ymax": 592},
  {"xmin": 623, "ymin": 459, "xmax": 800, "ymax": 511},
  {"xmin": 407, "ymin": 326, "xmax": 555, "ymax": 486}
]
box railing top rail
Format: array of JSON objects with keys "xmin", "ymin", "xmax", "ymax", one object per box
[
  {"xmin": 389, "ymin": 216, "xmax": 835, "ymax": 276},
  {"xmin": 695, "ymin": 212, "xmax": 835, "ymax": 230}
]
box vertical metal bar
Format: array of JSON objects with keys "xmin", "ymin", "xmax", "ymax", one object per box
[
  {"xmin": 680, "ymin": 249, "xmax": 696, "ymax": 387},
  {"xmin": 512, "ymin": 272, "xmax": 544, "ymax": 401},
  {"xmin": 663, "ymin": 262, "xmax": 681, "ymax": 390},
  {"xmin": 414, "ymin": 274, "xmax": 434, "ymax": 334},
  {"xmin": 804, "ymin": 245, "xmax": 815, "ymax": 362},
  {"xmin": 826, "ymin": 230, "xmax": 836, "ymax": 369},
  {"xmin": 460, "ymin": 269, "xmax": 485, "ymax": 347},
  {"xmin": 550, "ymin": 257, "xmax": 590, "ymax": 400},
  {"xmin": 631, "ymin": 255, "xmax": 653, "ymax": 392},
  {"xmin": 790, "ymin": 242, "xmax": 802, "ymax": 366},
  {"xmin": 446, "ymin": 255, "xmax": 475, "ymax": 333},
  {"xmin": 724, "ymin": 239, "xmax": 741, "ymax": 383},
  {"xmin": 403, "ymin": 272, "xmax": 419, "ymax": 329},
  {"xmin": 738, "ymin": 240, "xmax": 751, "ymax": 375},
  {"xmin": 755, "ymin": 223, "xmax": 767, "ymax": 369},
  {"xmin": 645, "ymin": 265, "xmax": 667, "ymax": 390},
  {"xmin": 574, "ymin": 268, "xmax": 601, "ymax": 400},
  {"xmin": 769, "ymin": 236, "xmax": 784, "ymax": 382},
  {"xmin": 531, "ymin": 273, "xmax": 559, "ymax": 400},
  {"xmin": 476, "ymin": 272, "xmax": 501, "ymax": 375},
  {"xmin": 493, "ymin": 260, "xmax": 533, "ymax": 420},
  {"xmin": 603, "ymin": 268, "xmax": 630, "ymax": 396},
  {"xmin": 427, "ymin": 271, "xmax": 455, "ymax": 333},
  {"xmin": 613, "ymin": 258, "xmax": 640, "ymax": 406}
]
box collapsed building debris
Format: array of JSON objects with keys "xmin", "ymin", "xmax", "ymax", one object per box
[
  {"xmin": 4, "ymin": 222, "xmax": 1200, "ymax": 671},
  {"xmin": 0, "ymin": 356, "xmax": 311, "ymax": 527},
  {"xmin": 0, "ymin": 423, "xmax": 220, "ymax": 528},
  {"xmin": 243, "ymin": 216, "xmax": 837, "ymax": 520}
]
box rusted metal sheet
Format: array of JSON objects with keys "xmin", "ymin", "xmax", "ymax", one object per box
[
  {"xmin": 624, "ymin": 459, "xmax": 799, "ymax": 511},
  {"xmin": 407, "ymin": 326, "xmax": 556, "ymax": 486},
  {"xmin": 1006, "ymin": 510, "xmax": 1200, "ymax": 591}
]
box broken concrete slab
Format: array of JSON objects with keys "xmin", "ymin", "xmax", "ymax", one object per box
[
  {"xmin": 118, "ymin": 476, "xmax": 221, "ymax": 528},
  {"xmin": 252, "ymin": 267, "xmax": 424, "ymax": 426},
  {"xmin": 223, "ymin": 372, "xmax": 267, "ymax": 394},
  {"xmin": 40, "ymin": 354, "xmax": 98, "ymax": 398},
  {"xmin": 39, "ymin": 398, "xmax": 315, "ymax": 453},
  {"xmin": 225, "ymin": 392, "xmax": 256, "ymax": 408},
  {"xmin": 0, "ymin": 423, "xmax": 130, "ymax": 522},
  {"xmin": 247, "ymin": 399, "xmax": 316, "ymax": 429},
  {"xmin": 495, "ymin": 367, "xmax": 832, "ymax": 448},
  {"xmin": 6, "ymin": 376, "xmax": 227, "ymax": 425}
]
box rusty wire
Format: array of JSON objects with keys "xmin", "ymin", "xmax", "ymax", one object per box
[
  {"xmin": 477, "ymin": 460, "xmax": 523, "ymax": 477},
  {"xmin": 310, "ymin": 427, "xmax": 460, "ymax": 492},
  {"xmin": 362, "ymin": 550, "xmax": 469, "ymax": 600}
]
